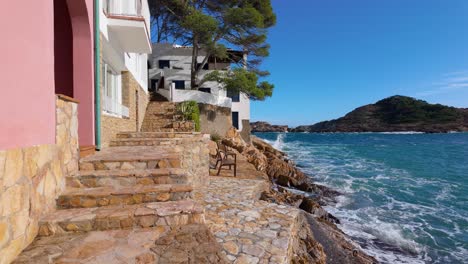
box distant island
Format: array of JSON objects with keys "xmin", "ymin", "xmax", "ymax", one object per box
[
  {"xmin": 253, "ymin": 96, "xmax": 468, "ymax": 133},
  {"xmin": 251, "ymin": 121, "xmax": 289, "ymax": 133}
]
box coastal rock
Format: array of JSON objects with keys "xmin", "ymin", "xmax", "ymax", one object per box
[
  {"xmin": 290, "ymin": 213, "xmax": 327, "ymax": 264},
  {"xmin": 222, "ymin": 126, "xmax": 376, "ymax": 263},
  {"xmin": 250, "ymin": 121, "xmax": 289, "ymax": 133},
  {"xmin": 299, "ymin": 197, "xmax": 340, "ymax": 224}
]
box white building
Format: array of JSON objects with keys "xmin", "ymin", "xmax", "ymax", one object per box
[
  {"xmin": 99, "ymin": 0, "xmax": 151, "ymax": 117},
  {"xmin": 149, "ymin": 43, "xmax": 250, "ymax": 132},
  {"xmin": 98, "ymin": 0, "xmax": 152, "ymax": 146}
]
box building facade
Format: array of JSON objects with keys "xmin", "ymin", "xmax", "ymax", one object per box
[
  {"xmin": 99, "ymin": 0, "xmax": 152, "ymax": 147},
  {"xmin": 0, "ymin": 0, "xmax": 152, "ymax": 262},
  {"xmin": 149, "ymin": 43, "xmax": 251, "ymax": 133},
  {"xmin": 0, "ymin": 1, "xmax": 94, "ymax": 262}
]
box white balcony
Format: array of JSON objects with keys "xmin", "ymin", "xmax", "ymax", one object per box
[
  {"xmin": 158, "ymin": 85, "xmax": 233, "ymax": 108},
  {"xmin": 105, "ymin": 0, "xmax": 152, "ymax": 53}
]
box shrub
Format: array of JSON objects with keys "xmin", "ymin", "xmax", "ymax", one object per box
[{"xmin": 176, "ymin": 101, "xmax": 200, "ymax": 132}]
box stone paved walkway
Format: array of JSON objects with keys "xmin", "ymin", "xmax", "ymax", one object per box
[{"xmin": 194, "ymin": 178, "xmax": 303, "ymax": 264}]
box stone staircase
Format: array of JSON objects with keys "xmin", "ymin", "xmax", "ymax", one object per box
[
  {"xmin": 14, "ymin": 131, "xmax": 212, "ymax": 263},
  {"xmin": 141, "ymin": 102, "xmax": 177, "ymax": 132},
  {"xmin": 109, "ymin": 132, "xmax": 204, "ymax": 147}
]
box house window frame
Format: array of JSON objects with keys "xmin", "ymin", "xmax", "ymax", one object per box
[
  {"xmin": 173, "ymin": 80, "xmax": 185, "ymax": 90},
  {"xmin": 102, "ymin": 62, "xmax": 123, "ymax": 117},
  {"xmin": 159, "ymin": 60, "xmax": 170, "ymax": 69}
]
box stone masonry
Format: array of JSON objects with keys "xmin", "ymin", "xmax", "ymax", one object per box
[
  {"xmin": 194, "ymin": 178, "xmax": 307, "ymax": 263},
  {"xmin": 13, "ymin": 130, "xmax": 212, "ymax": 263},
  {"xmin": 0, "ymin": 96, "xmax": 79, "ymax": 264}
]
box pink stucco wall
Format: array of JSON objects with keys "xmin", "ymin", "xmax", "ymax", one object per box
[
  {"xmin": 0, "ymin": 1, "xmax": 56, "ymax": 150},
  {"xmin": 67, "ymin": 0, "xmax": 95, "ymax": 147},
  {"xmin": 0, "ymin": 0, "xmax": 95, "ymax": 150}
]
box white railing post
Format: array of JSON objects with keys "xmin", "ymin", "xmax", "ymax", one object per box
[{"xmin": 170, "ymin": 82, "xmax": 175, "ymax": 102}]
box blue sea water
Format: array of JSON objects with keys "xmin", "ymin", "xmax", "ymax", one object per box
[{"xmin": 255, "ymin": 132, "xmax": 468, "ymax": 264}]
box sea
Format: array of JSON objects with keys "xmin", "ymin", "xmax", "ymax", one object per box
[{"xmin": 255, "ymin": 132, "xmax": 468, "ymax": 264}]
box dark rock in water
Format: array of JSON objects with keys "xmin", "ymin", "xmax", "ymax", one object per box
[
  {"xmin": 276, "ymin": 175, "xmax": 292, "ymax": 187},
  {"xmin": 299, "ymin": 197, "xmax": 340, "ymax": 225},
  {"xmin": 291, "ymin": 95, "xmax": 468, "ymax": 133},
  {"xmin": 260, "ymin": 188, "xmax": 304, "ymax": 207},
  {"xmin": 251, "ymin": 121, "xmax": 289, "ymax": 133}
]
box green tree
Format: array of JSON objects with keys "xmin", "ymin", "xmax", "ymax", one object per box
[
  {"xmin": 204, "ymin": 68, "xmax": 273, "ymax": 100},
  {"xmin": 148, "ymin": 0, "xmax": 276, "ymax": 100}
]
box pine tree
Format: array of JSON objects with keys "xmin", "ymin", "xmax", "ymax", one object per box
[{"xmin": 149, "ymin": 0, "xmax": 276, "ymax": 100}]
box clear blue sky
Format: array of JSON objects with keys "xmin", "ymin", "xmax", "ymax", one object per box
[{"xmin": 252, "ymin": 0, "xmax": 468, "ymax": 127}]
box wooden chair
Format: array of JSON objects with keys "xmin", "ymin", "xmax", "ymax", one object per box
[{"xmin": 214, "ymin": 141, "xmax": 237, "ymax": 176}]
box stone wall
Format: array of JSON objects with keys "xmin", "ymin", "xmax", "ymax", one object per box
[
  {"xmin": 175, "ymin": 135, "xmax": 210, "ymax": 188},
  {"xmin": 240, "ymin": 120, "xmax": 251, "ymax": 143},
  {"xmin": 173, "ymin": 121, "xmax": 195, "ymax": 132},
  {"xmin": 0, "ymin": 96, "xmax": 79, "ymax": 264},
  {"xmin": 101, "ymin": 72, "xmax": 149, "ymax": 147},
  {"xmin": 198, "ymin": 103, "xmax": 232, "ymax": 137}
]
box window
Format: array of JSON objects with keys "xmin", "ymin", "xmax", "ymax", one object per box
[
  {"xmin": 159, "ymin": 60, "xmax": 170, "ymax": 69},
  {"xmin": 232, "ymin": 112, "xmax": 239, "ymax": 129},
  {"xmin": 227, "ymin": 89, "xmax": 240, "ymax": 102},
  {"xmin": 102, "ymin": 63, "xmax": 125, "ymax": 116},
  {"xmin": 198, "ymin": 88, "xmax": 211, "ymax": 93},
  {"xmin": 173, "ymin": 80, "xmax": 185, "ymax": 90}
]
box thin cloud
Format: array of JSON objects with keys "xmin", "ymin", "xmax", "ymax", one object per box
[{"xmin": 415, "ymin": 71, "xmax": 468, "ymax": 97}]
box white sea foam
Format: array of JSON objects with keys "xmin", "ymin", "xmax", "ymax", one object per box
[{"xmin": 261, "ymin": 133, "xmax": 286, "ymax": 151}]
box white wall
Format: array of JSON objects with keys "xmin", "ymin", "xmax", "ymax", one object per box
[
  {"xmin": 151, "ymin": 48, "xmax": 251, "ymax": 131},
  {"xmin": 100, "ymin": 0, "xmax": 149, "ymax": 91},
  {"xmin": 231, "ymin": 93, "xmax": 250, "ymax": 131}
]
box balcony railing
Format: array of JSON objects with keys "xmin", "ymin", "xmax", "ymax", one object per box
[{"xmin": 106, "ymin": 0, "xmax": 143, "ymax": 17}]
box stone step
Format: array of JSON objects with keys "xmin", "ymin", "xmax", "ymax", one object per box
[
  {"xmin": 109, "ymin": 138, "xmax": 198, "ymax": 147},
  {"xmin": 79, "ymin": 146, "xmax": 181, "ymax": 171},
  {"xmin": 14, "ymin": 228, "xmax": 169, "ymax": 263},
  {"xmin": 66, "ymin": 168, "xmax": 189, "ymax": 188},
  {"xmin": 38, "ymin": 200, "xmax": 204, "ymax": 237},
  {"xmin": 141, "ymin": 128, "xmax": 175, "ymax": 132},
  {"xmin": 15, "ymin": 224, "xmax": 228, "ymax": 264},
  {"xmin": 57, "ymin": 184, "xmax": 193, "ymax": 209},
  {"xmin": 117, "ymin": 132, "xmax": 202, "ymax": 139}
]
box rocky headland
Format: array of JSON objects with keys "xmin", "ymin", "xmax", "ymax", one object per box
[
  {"xmin": 250, "ymin": 121, "xmax": 289, "ymax": 133},
  {"xmin": 222, "ymin": 128, "xmax": 377, "ymax": 263},
  {"xmin": 291, "ymin": 95, "xmax": 468, "ymax": 133}
]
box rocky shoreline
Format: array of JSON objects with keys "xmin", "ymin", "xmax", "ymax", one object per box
[{"xmin": 222, "ymin": 128, "xmax": 377, "ymax": 263}]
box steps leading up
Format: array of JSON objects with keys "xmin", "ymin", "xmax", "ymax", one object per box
[
  {"xmin": 117, "ymin": 131, "xmax": 202, "ymax": 139},
  {"xmin": 57, "ymin": 184, "xmax": 193, "ymax": 209},
  {"xmin": 79, "ymin": 146, "xmax": 181, "ymax": 171},
  {"xmin": 142, "ymin": 102, "xmax": 176, "ymax": 131},
  {"xmin": 38, "ymin": 200, "xmax": 204, "ymax": 237},
  {"xmin": 109, "ymin": 137, "xmax": 205, "ymax": 147},
  {"xmin": 15, "ymin": 115, "xmax": 209, "ymax": 262},
  {"xmin": 66, "ymin": 168, "xmax": 188, "ymax": 188}
]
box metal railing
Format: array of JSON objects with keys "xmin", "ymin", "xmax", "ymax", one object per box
[{"xmin": 106, "ymin": 0, "xmax": 143, "ymax": 17}]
